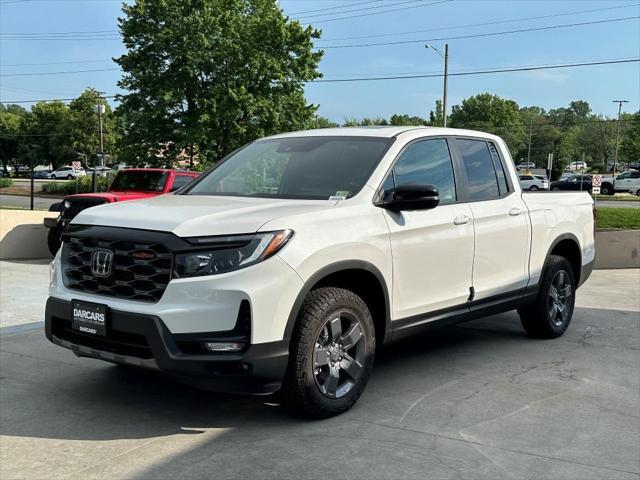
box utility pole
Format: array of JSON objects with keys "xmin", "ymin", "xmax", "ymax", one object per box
[
  {"xmin": 612, "ymin": 99, "xmax": 628, "ymax": 174},
  {"xmin": 94, "ymin": 91, "xmax": 106, "ymax": 192},
  {"xmin": 425, "ymin": 43, "xmax": 448, "ymax": 127},
  {"xmin": 527, "ymin": 116, "xmax": 533, "ymax": 166}
]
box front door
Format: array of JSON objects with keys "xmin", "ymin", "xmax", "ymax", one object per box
[{"xmin": 381, "ymin": 138, "xmax": 474, "ymax": 320}]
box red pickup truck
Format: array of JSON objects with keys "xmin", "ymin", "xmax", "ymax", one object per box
[{"xmin": 45, "ymin": 168, "xmax": 199, "ymax": 254}]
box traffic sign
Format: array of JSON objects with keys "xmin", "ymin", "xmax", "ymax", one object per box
[
  {"xmin": 72, "ymin": 161, "xmax": 81, "ymax": 170},
  {"xmin": 592, "ymin": 186, "xmax": 601, "ymax": 195},
  {"xmin": 593, "ymin": 174, "xmax": 602, "ymax": 187}
]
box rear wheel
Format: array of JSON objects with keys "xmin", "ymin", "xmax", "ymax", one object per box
[
  {"xmin": 518, "ymin": 255, "xmax": 575, "ymax": 339},
  {"xmin": 282, "ymin": 287, "xmax": 375, "ymax": 418},
  {"xmin": 66, "ymin": 174, "xmax": 73, "ymax": 180},
  {"xmin": 529, "ymin": 185, "xmax": 539, "ymax": 191}
]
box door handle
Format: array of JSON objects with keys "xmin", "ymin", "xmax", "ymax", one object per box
[
  {"xmin": 453, "ymin": 215, "xmax": 471, "ymax": 226},
  {"xmin": 509, "ymin": 208, "xmax": 523, "ymax": 216}
]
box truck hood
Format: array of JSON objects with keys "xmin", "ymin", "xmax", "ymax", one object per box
[
  {"xmin": 66, "ymin": 191, "xmax": 158, "ymax": 202},
  {"xmin": 72, "ymin": 194, "xmax": 337, "ymax": 237}
]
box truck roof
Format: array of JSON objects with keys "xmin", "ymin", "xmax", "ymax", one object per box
[{"xmin": 264, "ymin": 126, "xmax": 504, "ymax": 141}]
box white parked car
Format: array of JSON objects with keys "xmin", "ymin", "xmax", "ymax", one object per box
[
  {"xmin": 46, "ymin": 127, "xmax": 595, "ymax": 417},
  {"xmin": 599, "ymin": 170, "xmax": 640, "ymax": 196},
  {"xmin": 516, "ymin": 161, "xmax": 535, "ymax": 170},
  {"xmin": 519, "ymin": 174, "xmax": 548, "ymax": 190},
  {"xmin": 565, "ymin": 161, "xmax": 588, "ymax": 172},
  {"xmin": 50, "ymin": 166, "xmax": 86, "ymax": 180}
]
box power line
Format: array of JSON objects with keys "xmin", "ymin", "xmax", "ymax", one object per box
[
  {"xmin": 317, "ymin": 3, "xmax": 640, "ymax": 42},
  {"xmin": 0, "ymin": 67, "xmax": 120, "ymax": 77},
  {"xmin": 287, "ymin": 0, "xmax": 385, "ymax": 16},
  {"xmin": 310, "ymin": 58, "xmax": 640, "ymax": 83},
  {"xmin": 1, "ymin": 59, "xmax": 113, "ymax": 67},
  {"xmin": 302, "ymin": 0, "xmax": 451, "ymax": 24},
  {"xmin": 320, "ymin": 16, "xmax": 640, "ymax": 48},
  {"xmin": 1, "ymin": 95, "xmax": 118, "ymax": 104},
  {"xmin": 1, "ymin": 58, "xmax": 637, "ymax": 104},
  {"xmin": 295, "ymin": 0, "xmax": 426, "ymax": 20}
]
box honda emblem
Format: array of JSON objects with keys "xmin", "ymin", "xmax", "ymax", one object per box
[{"xmin": 91, "ymin": 249, "xmax": 113, "ymax": 277}]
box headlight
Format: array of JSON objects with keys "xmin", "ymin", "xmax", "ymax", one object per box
[
  {"xmin": 63, "ymin": 200, "xmax": 71, "ymax": 209},
  {"xmin": 174, "ymin": 230, "xmax": 293, "ymax": 278}
]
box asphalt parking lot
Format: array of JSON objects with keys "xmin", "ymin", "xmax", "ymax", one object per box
[{"xmin": 0, "ymin": 261, "xmax": 638, "ymax": 479}]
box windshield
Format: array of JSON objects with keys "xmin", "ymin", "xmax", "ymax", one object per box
[
  {"xmin": 185, "ymin": 136, "xmax": 393, "ymax": 200},
  {"xmin": 110, "ymin": 171, "xmax": 168, "ymax": 192}
]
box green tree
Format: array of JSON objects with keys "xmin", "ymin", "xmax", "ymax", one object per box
[
  {"xmin": 389, "ymin": 114, "xmax": 428, "ymax": 126},
  {"xmin": 620, "ymin": 111, "xmax": 640, "ymax": 163},
  {"xmin": 68, "ymin": 88, "xmax": 118, "ymax": 166},
  {"xmin": 308, "ymin": 116, "xmax": 338, "ymax": 129},
  {"xmin": 448, "ymin": 93, "xmax": 526, "ymax": 155},
  {"xmin": 428, "ymin": 100, "xmax": 443, "ymax": 126},
  {"xmin": 115, "ymin": 0, "xmax": 323, "ymax": 167},
  {"xmin": 19, "ymin": 101, "xmax": 74, "ymax": 169},
  {"xmin": 0, "ymin": 105, "xmax": 26, "ymax": 173},
  {"xmin": 342, "ymin": 117, "xmax": 388, "ymax": 126}
]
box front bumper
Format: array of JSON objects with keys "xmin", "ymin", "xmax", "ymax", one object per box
[{"xmin": 45, "ymin": 297, "xmax": 289, "ymax": 394}]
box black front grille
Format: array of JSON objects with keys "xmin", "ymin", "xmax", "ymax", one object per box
[
  {"xmin": 61, "ymin": 236, "xmax": 173, "ymax": 302},
  {"xmin": 62, "ymin": 197, "xmax": 109, "ymax": 220}
]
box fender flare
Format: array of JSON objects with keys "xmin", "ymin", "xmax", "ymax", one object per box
[{"xmin": 282, "ymin": 260, "xmax": 392, "ymax": 344}]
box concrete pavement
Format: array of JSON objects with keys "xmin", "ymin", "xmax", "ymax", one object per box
[{"xmin": 0, "ymin": 265, "xmax": 638, "ymax": 479}]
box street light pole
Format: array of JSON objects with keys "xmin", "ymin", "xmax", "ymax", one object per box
[
  {"xmin": 94, "ymin": 92, "xmax": 106, "ymax": 193},
  {"xmin": 612, "ymin": 99, "xmax": 628, "ymax": 174},
  {"xmin": 425, "ymin": 43, "xmax": 449, "ymax": 127}
]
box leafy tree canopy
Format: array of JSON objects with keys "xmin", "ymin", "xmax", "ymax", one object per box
[{"xmin": 115, "ymin": 0, "xmax": 323, "ymax": 167}]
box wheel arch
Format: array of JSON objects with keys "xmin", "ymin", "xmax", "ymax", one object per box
[
  {"xmin": 545, "ymin": 233, "xmax": 582, "ymax": 285},
  {"xmin": 283, "ymin": 261, "xmax": 392, "ymax": 346}
]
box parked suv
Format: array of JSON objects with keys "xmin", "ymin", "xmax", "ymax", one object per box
[
  {"xmin": 46, "ymin": 127, "xmax": 595, "ymax": 417},
  {"xmin": 51, "ymin": 166, "xmax": 86, "ymax": 179}
]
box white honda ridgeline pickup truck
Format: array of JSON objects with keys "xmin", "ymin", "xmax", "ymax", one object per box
[{"xmin": 46, "ymin": 127, "xmax": 595, "ymax": 417}]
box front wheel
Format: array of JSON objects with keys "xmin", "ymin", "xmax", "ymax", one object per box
[
  {"xmin": 529, "ymin": 185, "xmax": 539, "ymax": 191},
  {"xmin": 600, "ymin": 184, "xmax": 614, "ymax": 196},
  {"xmin": 551, "ymin": 186, "xmax": 561, "ymax": 191},
  {"xmin": 518, "ymin": 255, "xmax": 575, "ymax": 339},
  {"xmin": 282, "ymin": 287, "xmax": 375, "ymax": 418},
  {"xmin": 47, "ymin": 226, "xmax": 63, "ymax": 256}
]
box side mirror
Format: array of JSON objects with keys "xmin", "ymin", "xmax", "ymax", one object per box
[{"xmin": 377, "ymin": 184, "xmax": 440, "ymax": 211}]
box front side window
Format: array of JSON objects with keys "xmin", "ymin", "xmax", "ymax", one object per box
[
  {"xmin": 186, "ymin": 137, "xmax": 393, "ymax": 200},
  {"xmin": 382, "ymin": 138, "xmax": 457, "ymax": 204},
  {"xmin": 170, "ymin": 175, "xmax": 195, "ymax": 192},
  {"xmin": 457, "ymin": 139, "xmax": 500, "ymax": 201}
]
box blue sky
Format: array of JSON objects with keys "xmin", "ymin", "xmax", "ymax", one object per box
[{"xmin": 1, "ymin": 0, "xmax": 639, "ymax": 122}]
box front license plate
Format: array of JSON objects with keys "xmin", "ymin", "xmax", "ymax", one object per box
[{"xmin": 72, "ymin": 300, "xmax": 108, "ymax": 337}]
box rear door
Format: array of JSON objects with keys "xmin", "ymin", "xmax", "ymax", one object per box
[
  {"xmin": 452, "ymin": 138, "xmax": 531, "ymax": 301},
  {"xmin": 382, "ymin": 138, "xmax": 474, "ymax": 319}
]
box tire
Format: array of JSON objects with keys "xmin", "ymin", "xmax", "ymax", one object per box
[
  {"xmin": 551, "ymin": 186, "xmax": 561, "ymax": 191},
  {"xmin": 518, "ymin": 255, "xmax": 575, "ymax": 339},
  {"xmin": 47, "ymin": 226, "xmax": 63, "ymax": 256},
  {"xmin": 66, "ymin": 175, "xmax": 73, "ymax": 180},
  {"xmin": 600, "ymin": 183, "xmax": 613, "ymax": 196},
  {"xmin": 282, "ymin": 287, "xmax": 375, "ymax": 418},
  {"xmin": 529, "ymin": 185, "xmax": 539, "ymax": 191}
]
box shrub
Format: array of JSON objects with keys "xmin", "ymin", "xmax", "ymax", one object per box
[
  {"xmin": 42, "ymin": 175, "xmax": 110, "ymax": 195},
  {"xmin": 0, "ymin": 178, "xmax": 13, "ymax": 188}
]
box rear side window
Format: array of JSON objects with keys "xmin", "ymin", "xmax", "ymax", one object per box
[
  {"xmin": 456, "ymin": 139, "xmax": 500, "ymax": 201},
  {"xmin": 488, "ymin": 142, "xmax": 509, "ymax": 195}
]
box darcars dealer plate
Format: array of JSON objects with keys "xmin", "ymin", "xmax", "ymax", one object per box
[{"xmin": 72, "ymin": 300, "xmax": 108, "ymax": 336}]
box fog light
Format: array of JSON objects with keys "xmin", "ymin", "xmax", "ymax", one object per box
[{"xmin": 202, "ymin": 342, "xmax": 245, "ymax": 352}]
